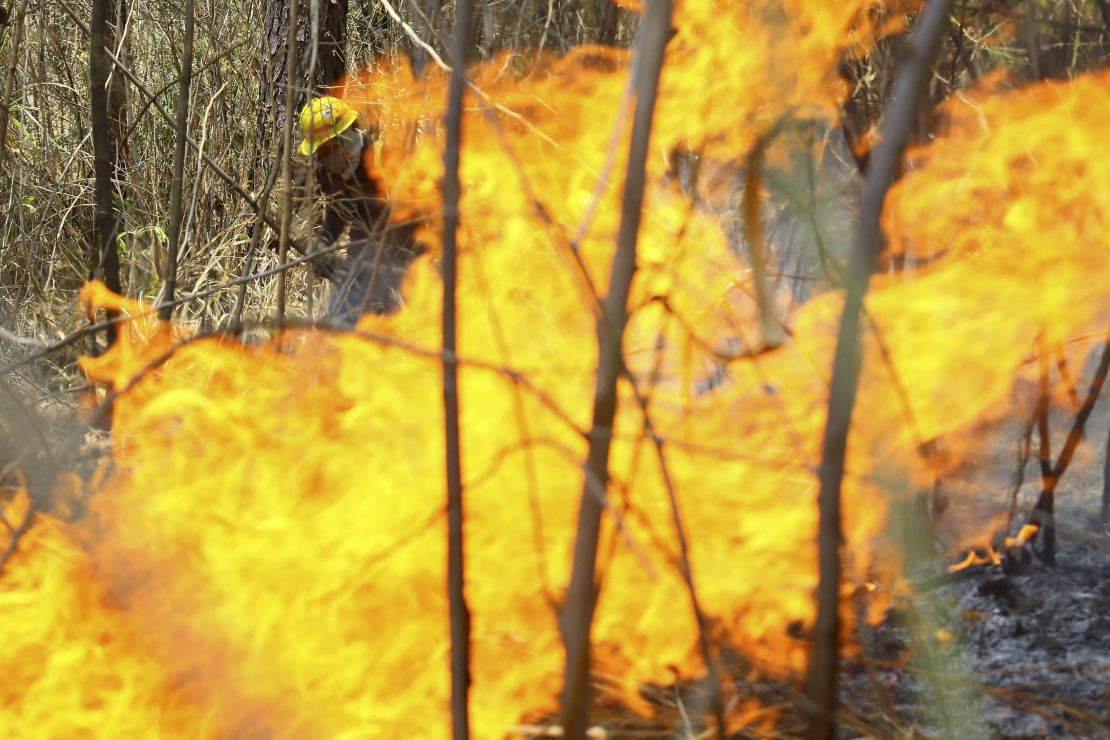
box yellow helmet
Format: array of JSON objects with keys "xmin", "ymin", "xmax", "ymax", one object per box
[{"xmin": 298, "ymin": 96, "xmax": 358, "ymax": 156}]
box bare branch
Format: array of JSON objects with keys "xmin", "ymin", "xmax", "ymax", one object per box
[{"xmin": 1031, "ymin": 331, "xmax": 1110, "ymax": 565}]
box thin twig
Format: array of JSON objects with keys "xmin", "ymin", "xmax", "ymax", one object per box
[
  {"xmin": 0, "ymin": 500, "xmax": 38, "ymax": 577},
  {"xmin": 230, "ymin": 160, "xmax": 282, "ymax": 329},
  {"xmin": 0, "ymin": 328, "xmax": 44, "ymax": 347},
  {"xmin": 378, "ymin": 0, "xmax": 450, "ymax": 72},
  {"xmin": 621, "ymin": 367, "xmax": 726, "ymax": 739}
]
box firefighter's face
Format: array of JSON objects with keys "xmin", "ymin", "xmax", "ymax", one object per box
[{"xmin": 318, "ymin": 127, "xmax": 364, "ymax": 177}]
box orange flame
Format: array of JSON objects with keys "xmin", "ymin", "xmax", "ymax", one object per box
[
  {"xmin": 947, "ymin": 524, "xmax": 1040, "ymax": 574},
  {"xmin": 75, "ymin": 281, "xmax": 177, "ymax": 391},
  {"xmin": 3, "ymin": 5, "xmax": 1110, "ymax": 738}
]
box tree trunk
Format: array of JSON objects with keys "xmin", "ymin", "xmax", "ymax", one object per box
[
  {"xmin": 254, "ymin": 0, "xmax": 348, "ymax": 188},
  {"xmin": 89, "ymin": 0, "xmax": 127, "ymax": 343},
  {"xmin": 597, "ymin": 0, "xmax": 619, "ymax": 45},
  {"xmin": 410, "ymin": 0, "xmax": 445, "ymax": 76},
  {"xmin": 0, "ymin": 0, "xmax": 32, "ymax": 168}
]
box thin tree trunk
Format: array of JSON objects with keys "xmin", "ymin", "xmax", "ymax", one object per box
[
  {"xmin": 597, "ymin": 0, "xmax": 619, "ymax": 45},
  {"xmin": 160, "ymin": 0, "xmax": 193, "ymax": 320},
  {"xmin": 89, "ymin": 0, "xmax": 126, "ymax": 342},
  {"xmin": 559, "ymin": 3, "xmax": 672, "ymax": 737},
  {"xmin": 254, "ymin": 0, "xmax": 347, "ymax": 188},
  {"xmin": 0, "ymin": 0, "xmax": 31, "ymax": 167},
  {"xmin": 807, "ymin": 2, "xmax": 953, "ymax": 737},
  {"xmin": 1032, "ymin": 341, "xmax": 1054, "ymax": 561},
  {"xmin": 442, "ymin": 1, "xmax": 472, "ymax": 736},
  {"xmin": 1101, "ymin": 415, "xmax": 1110, "ymax": 524},
  {"xmin": 275, "ymin": 0, "xmax": 300, "ymax": 323}
]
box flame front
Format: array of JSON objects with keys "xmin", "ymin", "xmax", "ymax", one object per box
[{"xmin": 3, "ymin": 3, "xmax": 1110, "ymax": 737}]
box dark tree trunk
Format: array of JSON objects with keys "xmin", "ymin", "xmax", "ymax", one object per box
[
  {"xmin": 443, "ymin": 6, "xmax": 473, "ymax": 736},
  {"xmin": 597, "ymin": 0, "xmax": 619, "ymax": 45},
  {"xmin": 89, "ymin": 0, "xmax": 127, "ymax": 343},
  {"xmin": 806, "ymin": 2, "xmax": 953, "ymax": 736},
  {"xmin": 1101, "ymin": 419, "xmax": 1110, "ymax": 525},
  {"xmin": 0, "ymin": 0, "xmax": 31, "ymax": 168},
  {"xmin": 160, "ymin": 0, "xmax": 193, "ymax": 320},
  {"xmin": 410, "ymin": 0, "xmax": 445, "ymax": 76},
  {"xmin": 254, "ymin": 0, "xmax": 348, "ymax": 187}
]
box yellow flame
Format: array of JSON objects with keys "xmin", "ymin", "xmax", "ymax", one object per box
[{"xmin": 3, "ymin": 5, "xmax": 1110, "ymax": 738}]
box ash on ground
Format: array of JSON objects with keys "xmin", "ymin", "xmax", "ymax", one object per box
[
  {"xmin": 954, "ymin": 534, "xmax": 1110, "ymax": 737},
  {"xmin": 844, "ymin": 444, "xmax": 1110, "ymax": 737},
  {"xmin": 846, "ymin": 530, "xmax": 1110, "ymax": 738}
]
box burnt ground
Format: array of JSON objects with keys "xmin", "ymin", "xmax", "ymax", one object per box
[
  {"xmin": 842, "ymin": 531, "xmax": 1110, "ymax": 739},
  {"xmin": 839, "ymin": 379, "xmax": 1110, "ymax": 739},
  {"xmin": 953, "ymin": 532, "xmax": 1110, "ymax": 737}
]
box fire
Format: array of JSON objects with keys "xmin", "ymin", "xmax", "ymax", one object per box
[
  {"xmin": 947, "ymin": 524, "xmax": 1040, "ymax": 574},
  {"xmin": 3, "ymin": 3, "xmax": 1110, "ymax": 737},
  {"xmin": 0, "ymin": 489, "xmax": 206, "ymax": 735},
  {"xmin": 342, "ymin": 0, "xmax": 921, "ymax": 255}
]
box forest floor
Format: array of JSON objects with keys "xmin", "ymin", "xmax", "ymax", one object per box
[{"xmin": 841, "ymin": 380, "xmax": 1110, "ymax": 739}]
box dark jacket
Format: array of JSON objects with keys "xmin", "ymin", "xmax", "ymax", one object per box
[{"xmin": 316, "ymin": 138, "xmax": 423, "ymax": 324}]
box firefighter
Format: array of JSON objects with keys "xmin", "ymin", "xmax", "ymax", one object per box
[{"xmin": 297, "ymin": 96, "xmax": 423, "ymax": 324}]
